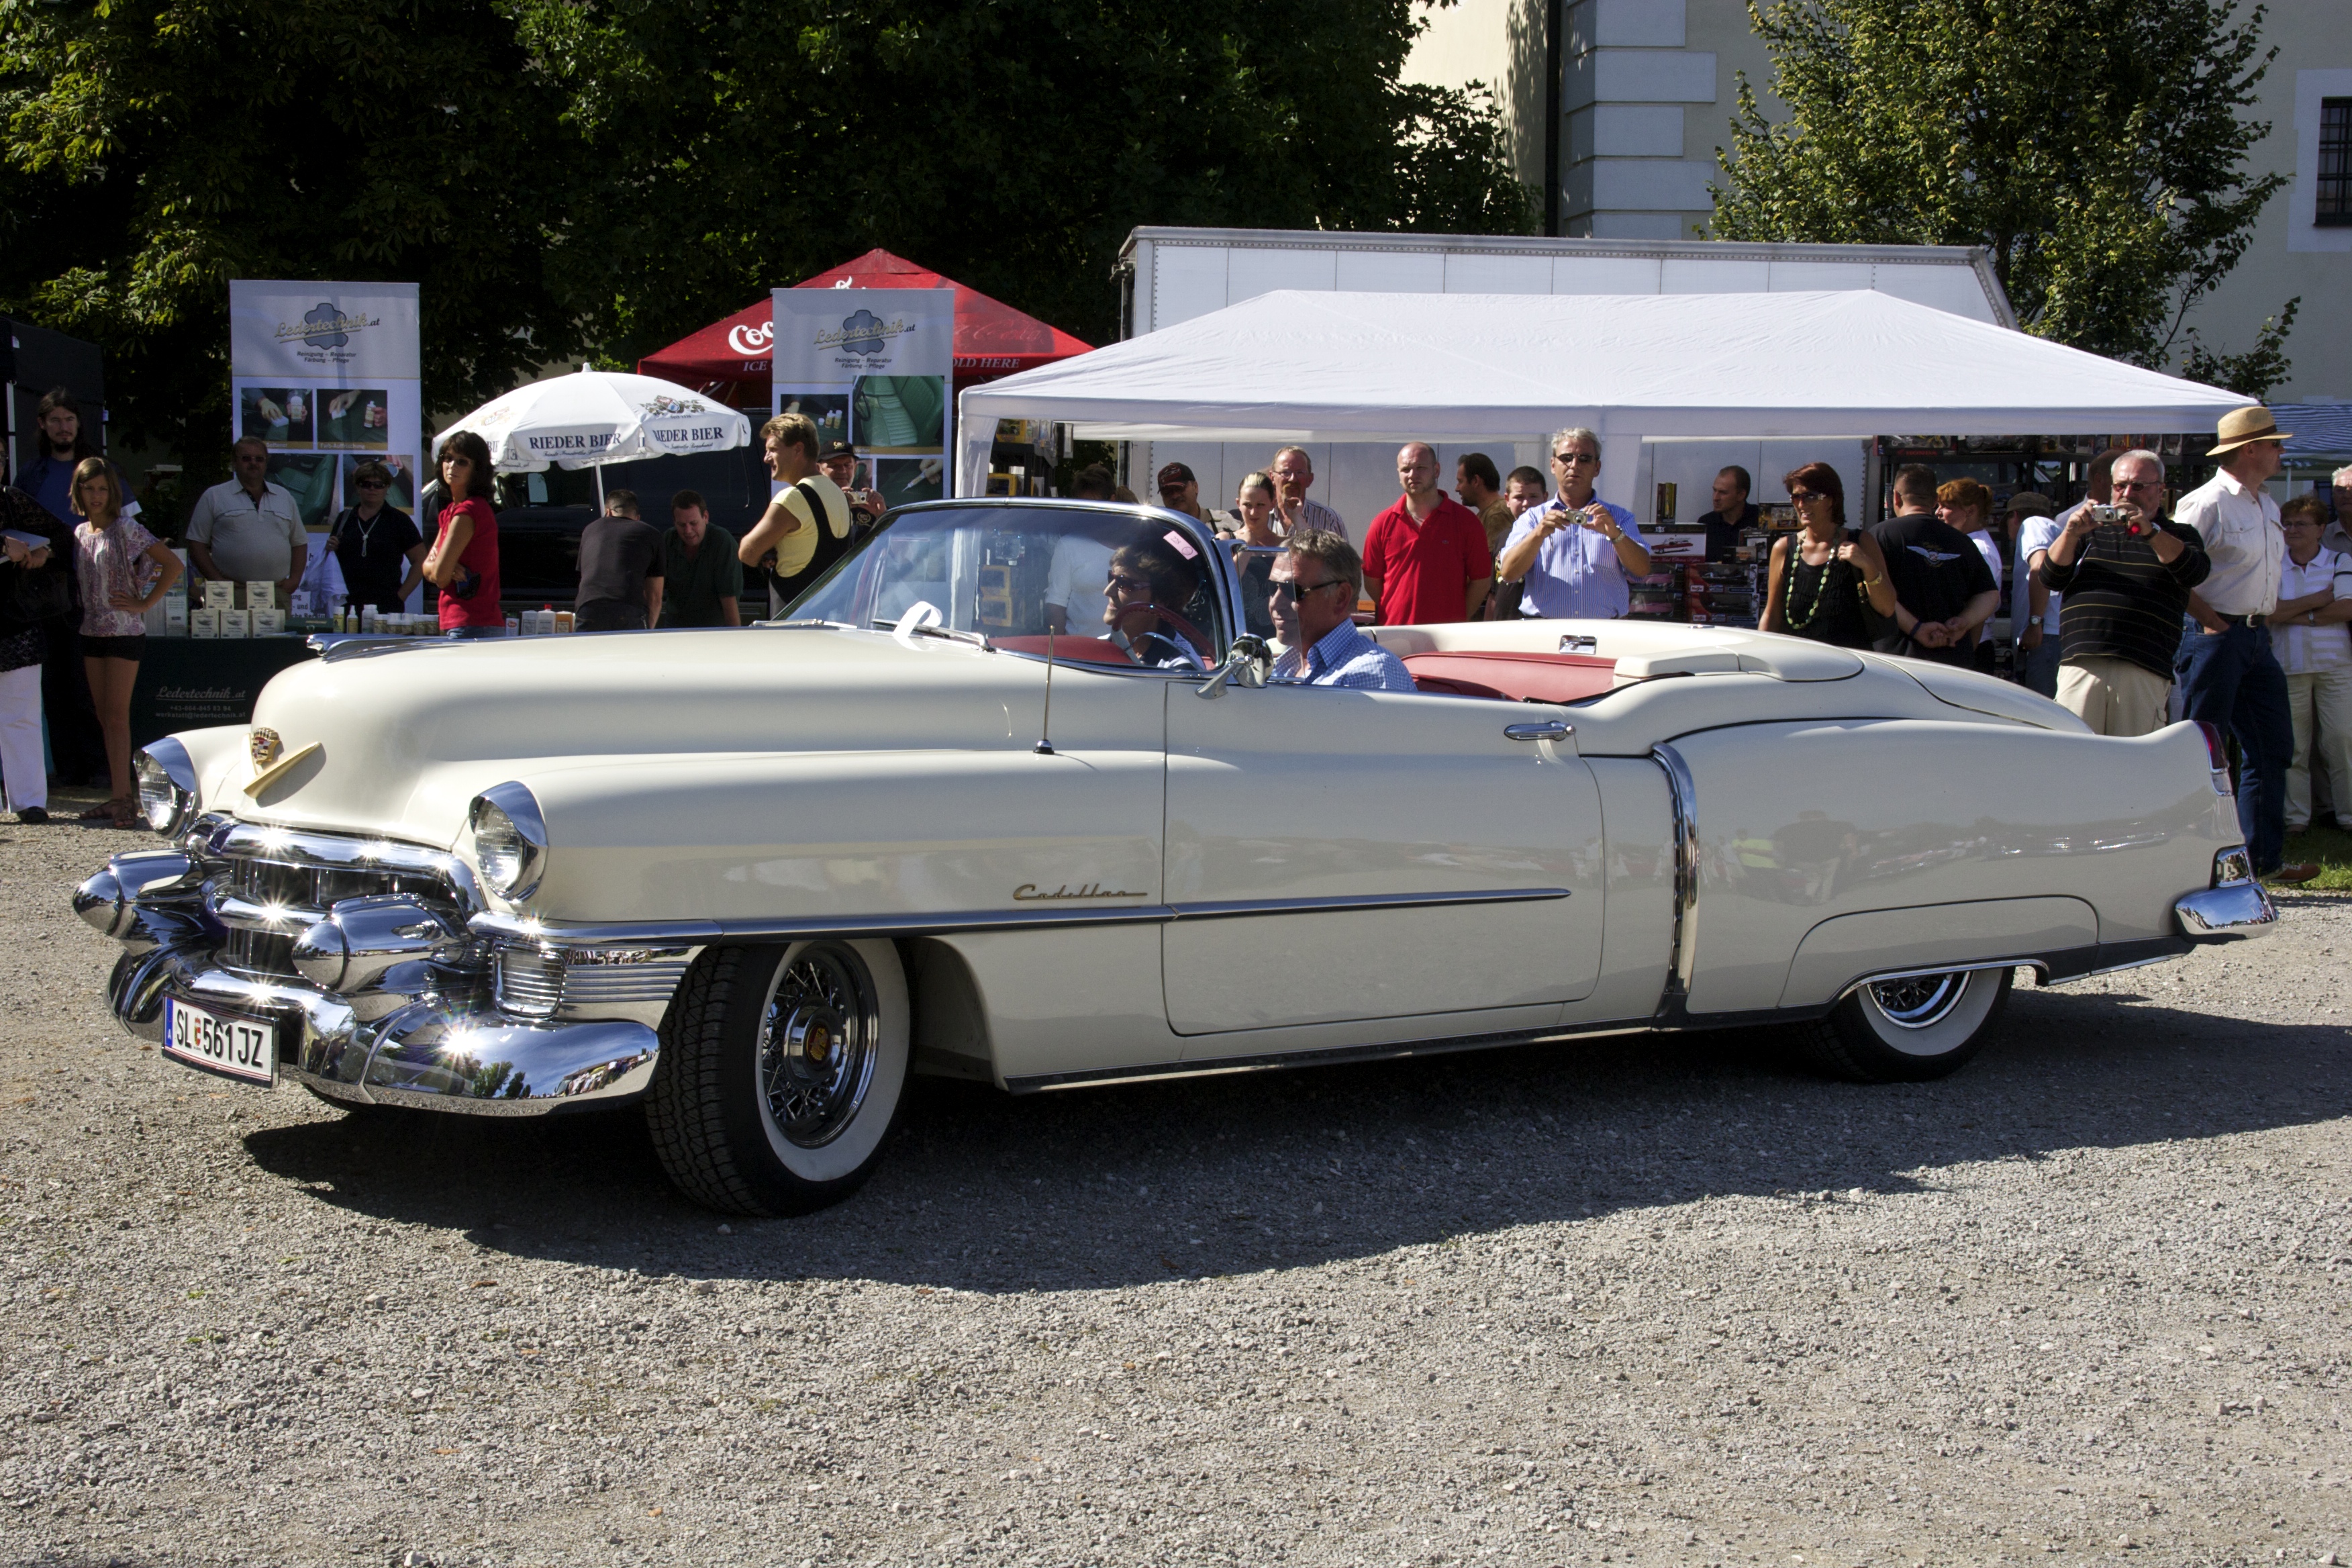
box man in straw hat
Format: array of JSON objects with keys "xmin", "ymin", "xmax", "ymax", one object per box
[{"xmin": 2175, "ymin": 404, "xmax": 2317, "ymax": 884}]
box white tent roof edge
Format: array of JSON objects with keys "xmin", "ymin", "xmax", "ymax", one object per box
[{"xmin": 952, "ymin": 288, "xmax": 2247, "ymax": 502}]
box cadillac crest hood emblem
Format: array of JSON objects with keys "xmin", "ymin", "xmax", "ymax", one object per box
[{"xmin": 250, "ymin": 728, "xmax": 283, "ymax": 770}]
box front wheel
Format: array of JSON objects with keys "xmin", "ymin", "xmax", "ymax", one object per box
[
  {"xmin": 1792, "ymin": 965, "xmax": 2013, "ymax": 1083},
  {"xmin": 647, "ymin": 938, "xmax": 911, "ymax": 1216}
]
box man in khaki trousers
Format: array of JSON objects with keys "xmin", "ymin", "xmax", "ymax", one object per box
[{"xmin": 2040, "ymin": 448, "xmax": 2210, "ymax": 736}]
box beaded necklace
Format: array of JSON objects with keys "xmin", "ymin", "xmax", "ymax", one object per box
[{"xmin": 1782, "ymin": 527, "xmax": 1870, "ymax": 634}]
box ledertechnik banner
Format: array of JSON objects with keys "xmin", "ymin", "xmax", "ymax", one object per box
[
  {"xmin": 228, "ymin": 281, "xmax": 422, "ymax": 542},
  {"xmin": 770, "ymin": 287, "xmax": 953, "ymax": 510}
]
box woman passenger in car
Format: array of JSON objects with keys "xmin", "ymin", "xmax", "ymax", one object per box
[{"xmin": 1103, "ymin": 535, "xmax": 1211, "ymax": 669}]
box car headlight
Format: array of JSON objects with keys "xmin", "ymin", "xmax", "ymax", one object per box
[
  {"xmin": 134, "ymin": 738, "xmax": 199, "ymax": 838},
  {"xmin": 469, "ymin": 782, "xmax": 549, "ymax": 901}
]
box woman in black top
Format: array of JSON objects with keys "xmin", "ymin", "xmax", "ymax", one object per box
[{"xmin": 1759, "ymin": 461, "xmax": 1896, "ymax": 648}]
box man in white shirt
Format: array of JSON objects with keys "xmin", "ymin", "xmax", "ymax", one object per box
[
  {"xmin": 2175, "ymin": 404, "xmax": 2311, "ymax": 882},
  {"xmin": 184, "ymin": 436, "xmax": 306, "ymax": 597},
  {"xmin": 2271, "ymin": 494, "xmax": 2352, "ymax": 832},
  {"xmin": 2008, "ymin": 492, "xmax": 2062, "ymax": 697}
]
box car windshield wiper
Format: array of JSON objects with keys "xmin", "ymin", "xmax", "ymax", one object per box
[{"xmin": 868, "ymin": 618, "xmax": 992, "ymax": 650}]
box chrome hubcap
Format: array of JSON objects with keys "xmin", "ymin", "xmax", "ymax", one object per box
[
  {"xmin": 1866, "ymin": 971, "xmax": 1968, "ymax": 1031},
  {"xmin": 759, "ymin": 944, "xmax": 878, "ymax": 1148}
]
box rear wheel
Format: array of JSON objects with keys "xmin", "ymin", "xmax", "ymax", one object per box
[
  {"xmin": 1792, "ymin": 965, "xmax": 2013, "ymax": 1083},
  {"xmin": 647, "ymin": 938, "xmax": 910, "ymax": 1216}
]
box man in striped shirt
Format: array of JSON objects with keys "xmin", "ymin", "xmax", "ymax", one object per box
[{"xmin": 2038, "ymin": 448, "xmax": 2209, "ymax": 737}]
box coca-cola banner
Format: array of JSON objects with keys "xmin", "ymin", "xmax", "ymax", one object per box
[{"xmin": 771, "ymin": 287, "xmax": 953, "ymax": 509}]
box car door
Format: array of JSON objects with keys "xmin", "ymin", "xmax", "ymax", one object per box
[{"xmin": 1161, "ymin": 681, "xmax": 1606, "ymax": 1038}]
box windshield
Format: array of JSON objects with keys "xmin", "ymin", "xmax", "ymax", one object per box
[{"xmin": 787, "ymin": 503, "xmax": 1233, "ymax": 670}]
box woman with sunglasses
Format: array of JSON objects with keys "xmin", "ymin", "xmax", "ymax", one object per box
[
  {"xmin": 326, "ymin": 460, "xmax": 426, "ymax": 616},
  {"xmin": 1103, "ymin": 536, "xmax": 1210, "ymax": 669},
  {"xmin": 1759, "ymin": 461, "xmax": 1895, "ymax": 649}
]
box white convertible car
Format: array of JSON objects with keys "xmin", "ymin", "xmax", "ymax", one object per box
[{"xmin": 77, "ymin": 499, "xmax": 2274, "ymax": 1214}]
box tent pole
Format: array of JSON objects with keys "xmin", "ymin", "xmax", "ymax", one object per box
[{"xmin": 595, "ymin": 465, "xmax": 606, "ymax": 514}]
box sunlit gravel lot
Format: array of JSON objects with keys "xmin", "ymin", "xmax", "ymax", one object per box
[{"xmin": 5, "ymin": 818, "xmax": 2349, "ymax": 1568}]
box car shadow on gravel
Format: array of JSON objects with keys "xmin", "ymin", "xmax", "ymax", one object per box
[{"xmin": 237, "ymin": 983, "xmax": 2351, "ymax": 1293}]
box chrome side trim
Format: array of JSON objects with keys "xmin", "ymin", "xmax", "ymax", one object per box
[
  {"xmin": 468, "ymin": 887, "xmax": 1571, "ymax": 947},
  {"xmin": 1169, "ymin": 887, "xmax": 1569, "ymax": 920},
  {"xmin": 1005, "ymin": 1020, "xmax": 1653, "ymax": 1093},
  {"xmin": 1651, "ymin": 742, "xmax": 1699, "ymax": 1008}
]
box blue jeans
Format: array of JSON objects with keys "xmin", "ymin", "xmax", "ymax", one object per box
[
  {"xmin": 2176, "ymin": 622, "xmax": 2294, "ymax": 873},
  {"xmin": 444, "ymin": 624, "xmax": 505, "ymax": 640},
  {"xmin": 2018, "ymin": 634, "xmax": 2061, "ymax": 698}
]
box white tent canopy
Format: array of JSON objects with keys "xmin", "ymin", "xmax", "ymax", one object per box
[{"xmin": 954, "ymin": 289, "xmax": 2249, "ymax": 511}]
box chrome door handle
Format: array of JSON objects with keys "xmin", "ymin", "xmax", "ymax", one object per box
[{"xmin": 1505, "ymin": 720, "xmax": 1572, "ymax": 742}]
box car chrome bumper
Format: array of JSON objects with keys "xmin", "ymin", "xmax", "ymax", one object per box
[
  {"xmin": 2175, "ymin": 878, "xmax": 2277, "ymax": 942},
  {"xmin": 83, "ymin": 852, "xmax": 661, "ymax": 1116}
]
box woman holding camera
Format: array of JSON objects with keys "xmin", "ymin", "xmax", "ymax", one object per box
[
  {"xmin": 1759, "ymin": 461, "xmax": 1895, "ymax": 650},
  {"xmin": 422, "ymin": 431, "xmax": 503, "ymax": 638}
]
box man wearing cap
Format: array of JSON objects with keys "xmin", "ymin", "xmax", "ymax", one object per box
[
  {"xmin": 819, "ymin": 441, "xmax": 884, "ymax": 532},
  {"xmin": 1155, "ymin": 462, "xmax": 1232, "ymax": 533},
  {"xmin": 2175, "ymin": 405, "xmax": 2316, "ymax": 883}
]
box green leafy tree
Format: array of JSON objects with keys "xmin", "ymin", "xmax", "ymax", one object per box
[
  {"xmin": 516, "ymin": 0, "xmax": 1538, "ymax": 368},
  {"xmin": 1710, "ymin": 0, "xmax": 2296, "ymax": 394},
  {"xmin": 0, "ymin": 0, "xmax": 583, "ymax": 469}
]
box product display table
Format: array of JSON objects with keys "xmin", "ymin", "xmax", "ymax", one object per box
[{"xmin": 128, "ymin": 636, "xmax": 322, "ymax": 748}]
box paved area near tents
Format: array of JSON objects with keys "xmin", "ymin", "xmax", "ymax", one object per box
[{"xmin": 5, "ymin": 819, "xmax": 2348, "ymax": 1567}]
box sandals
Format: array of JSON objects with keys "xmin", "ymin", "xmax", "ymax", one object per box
[{"xmin": 79, "ymin": 797, "xmax": 138, "ymax": 828}]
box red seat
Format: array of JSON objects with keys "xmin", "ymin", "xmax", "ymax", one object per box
[
  {"xmin": 1400, "ymin": 650, "xmax": 1620, "ymax": 704},
  {"xmin": 990, "ymin": 635, "xmax": 1138, "ymax": 667}
]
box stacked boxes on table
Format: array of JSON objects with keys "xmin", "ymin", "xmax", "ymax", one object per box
[{"xmin": 186, "ymin": 581, "xmax": 295, "ymax": 638}]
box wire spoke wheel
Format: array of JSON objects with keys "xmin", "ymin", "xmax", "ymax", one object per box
[
  {"xmin": 1863, "ymin": 972, "xmax": 1969, "ymax": 1035},
  {"xmin": 758, "ymin": 942, "xmax": 881, "ymax": 1149},
  {"xmin": 1791, "ymin": 965, "xmax": 2012, "ymax": 1083}
]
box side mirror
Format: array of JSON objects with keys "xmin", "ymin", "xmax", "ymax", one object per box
[{"xmin": 1197, "ymin": 634, "xmax": 1274, "ymax": 699}]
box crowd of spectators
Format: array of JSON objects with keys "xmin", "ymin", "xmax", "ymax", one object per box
[{"xmin": 1, "ymin": 385, "xmax": 2345, "ymax": 885}]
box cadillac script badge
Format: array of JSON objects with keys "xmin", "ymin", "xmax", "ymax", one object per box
[{"xmin": 249, "ymin": 728, "xmax": 283, "ymax": 770}]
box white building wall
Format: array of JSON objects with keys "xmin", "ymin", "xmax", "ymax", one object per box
[{"xmin": 1406, "ymin": 0, "xmax": 2349, "ymax": 399}]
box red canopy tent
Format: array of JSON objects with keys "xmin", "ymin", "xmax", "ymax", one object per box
[{"xmin": 636, "ymin": 249, "xmax": 1092, "ymax": 408}]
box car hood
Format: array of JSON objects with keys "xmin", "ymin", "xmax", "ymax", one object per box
[{"xmin": 202, "ymin": 628, "xmax": 1081, "ymax": 848}]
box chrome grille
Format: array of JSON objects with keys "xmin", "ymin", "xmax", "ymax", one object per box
[
  {"xmin": 493, "ymin": 947, "xmax": 566, "ymax": 1018},
  {"xmin": 493, "ymin": 944, "xmax": 693, "ymax": 1022},
  {"xmin": 199, "ymin": 824, "xmax": 477, "ymax": 981}
]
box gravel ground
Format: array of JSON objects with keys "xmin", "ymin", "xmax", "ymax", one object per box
[{"xmin": 5, "ymin": 814, "xmax": 2349, "ymax": 1568}]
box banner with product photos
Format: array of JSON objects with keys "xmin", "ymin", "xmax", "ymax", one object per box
[
  {"xmin": 228, "ymin": 279, "xmax": 422, "ymax": 527},
  {"xmin": 771, "ymin": 287, "xmax": 953, "ymax": 510}
]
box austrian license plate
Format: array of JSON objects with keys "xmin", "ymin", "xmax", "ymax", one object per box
[{"xmin": 161, "ymin": 995, "xmax": 279, "ymax": 1086}]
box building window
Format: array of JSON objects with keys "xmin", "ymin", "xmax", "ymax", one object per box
[{"xmin": 2321, "ymin": 97, "xmax": 2352, "ymax": 227}]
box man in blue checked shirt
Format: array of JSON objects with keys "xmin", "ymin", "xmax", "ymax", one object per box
[
  {"xmin": 1269, "ymin": 530, "xmax": 1416, "ymax": 692},
  {"xmin": 1498, "ymin": 426, "xmax": 1653, "ymax": 618}
]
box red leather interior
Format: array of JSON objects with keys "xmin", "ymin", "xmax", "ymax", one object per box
[
  {"xmin": 1400, "ymin": 650, "xmax": 1620, "ymax": 704},
  {"xmin": 991, "ymin": 636, "xmax": 1138, "ymax": 667}
]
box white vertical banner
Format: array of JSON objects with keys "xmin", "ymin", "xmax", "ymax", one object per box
[
  {"xmin": 227, "ymin": 281, "xmax": 423, "ymax": 546},
  {"xmin": 771, "ymin": 287, "xmax": 953, "ymax": 510}
]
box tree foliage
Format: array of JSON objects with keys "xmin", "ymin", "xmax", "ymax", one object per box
[
  {"xmin": 1710, "ymin": 0, "xmax": 2296, "ymax": 392},
  {"xmin": 0, "ymin": 0, "xmax": 584, "ymax": 466},
  {"xmin": 1, "ymin": 0, "xmax": 1534, "ymax": 464},
  {"xmin": 516, "ymin": 0, "xmax": 1535, "ymax": 367}
]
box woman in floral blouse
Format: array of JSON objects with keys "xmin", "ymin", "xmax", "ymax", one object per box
[{"xmin": 71, "ymin": 458, "xmax": 181, "ymax": 827}]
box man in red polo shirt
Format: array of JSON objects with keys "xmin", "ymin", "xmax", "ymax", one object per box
[{"xmin": 1361, "ymin": 442, "xmax": 1493, "ymax": 624}]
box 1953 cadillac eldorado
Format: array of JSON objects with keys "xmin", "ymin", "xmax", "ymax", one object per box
[{"xmin": 75, "ymin": 499, "xmax": 2276, "ymax": 1214}]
